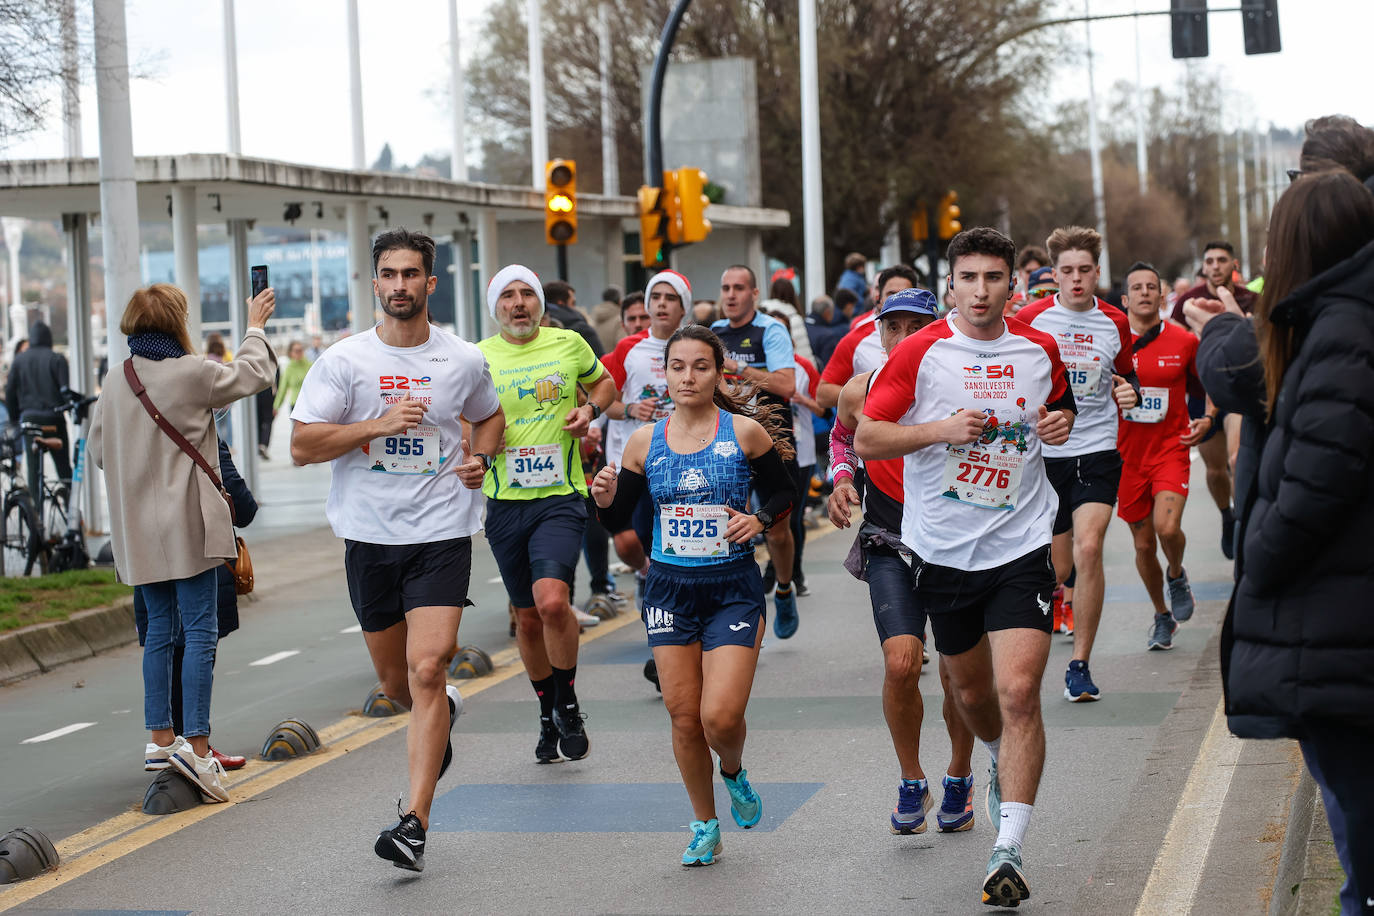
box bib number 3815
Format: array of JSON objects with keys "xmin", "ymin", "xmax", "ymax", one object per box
[
  {"xmin": 659, "ymin": 504, "xmax": 729, "ymax": 557},
  {"xmin": 367, "ymin": 424, "xmax": 440, "ymax": 475},
  {"xmin": 940, "ymin": 444, "xmax": 1023, "ymax": 511}
]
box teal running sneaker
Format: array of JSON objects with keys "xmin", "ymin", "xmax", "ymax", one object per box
[
  {"xmin": 773, "ymin": 586, "xmax": 799, "ymax": 639},
  {"xmin": 982, "ymin": 844, "xmax": 1031, "ymax": 907},
  {"xmin": 890, "ymin": 779, "xmax": 933, "ymax": 834},
  {"xmin": 722, "ymin": 768, "xmax": 762, "ymax": 828},
  {"xmin": 938, "ymin": 774, "xmax": 975, "ymax": 832},
  {"xmin": 681, "ymin": 818, "xmax": 722, "ymax": 866},
  {"xmin": 985, "ymin": 758, "xmax": 1001, "ymax": 825}
]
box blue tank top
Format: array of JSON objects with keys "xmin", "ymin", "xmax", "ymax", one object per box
[{"xmin": 647, "ymin": 409, "xmax": 753, "ymax": 566}]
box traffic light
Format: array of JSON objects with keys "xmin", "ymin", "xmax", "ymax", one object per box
[
  {"xmin": 937, "ymin": 191, "xmax": 961, "ymax": 240},
  {"xmin": 544, "ymin": 158, "xmax": 577, "ymax": 246},
  {"xmin": 661, "ymin": 170, "xmax": 683, "ymax": 245},
  {"xmin": 1170, "ymin": 0, "xmax": 1209, "ymax": 58},
  {"xmin": 638, "ymin": 185, "xmax": 668, "ymax": 268},
  {"xmin": 911, "ymin": 203, "xmax": 929, "ymax": 244},
  {"xmin": 1242, "ymin": 0, "xmax": 1280, "ymax": 54},
  {"xmin": 676, "ymin": 168, "xmax": 712, "ymax": 244}
]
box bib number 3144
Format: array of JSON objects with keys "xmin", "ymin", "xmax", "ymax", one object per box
[
  {"xmin": 505, "ymin": 443, "xmax": 565, "ymax": 488},
  {"xmin": 659, "ymin": 504, "xmax": 729, "ymax": 557}
]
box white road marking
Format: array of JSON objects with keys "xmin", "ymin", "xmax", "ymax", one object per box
[
  {"xmin": 485, "ymin": 575, "xmax": 503, "ymax": 584},
  {"xmin": 249, "ymin": 650, "xmax": 301, "ymax": 667},
  {"xmin": 1134, "ymin": 698, "xmax": 1244, "ymax": 915},
  {"xmin": 339, "ymin": 625, "xmax": 362, "ymax": 634},
  {"xmin": 22, "ymin": 722, "xmax": 96, "ymax": 744}
]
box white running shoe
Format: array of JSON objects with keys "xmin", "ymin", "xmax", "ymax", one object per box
[
  {"xmin": 571, "ymin": 606, "xmax": 602, "ymax": 628},
  {"xmin": 169, "ymin": 746, "xmax": 231, "ymax": 803},
  {"xmin": 145, "ymin": 735, "xmax": 189, "ymax": 772}
]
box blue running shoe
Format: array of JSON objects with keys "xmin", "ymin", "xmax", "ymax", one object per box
[
  {"xmin": 1147, "ymin": 612, "xmax": 1178, "ymax": 651},
  {"xmin": 1064, "ymin": 659, "xmax": 1101, "ymax": 702},
  {"xmin": 722, "ymin": 768, "xmax": 763, "ymax": 828},
  {"xmin": 681, "ymin": 818, "xmax": 722, "ymax": 866},
  {"xmin": 982, "ymin": 844, "xmax": 1031, "ymax": 907},
  {"xmin": 1167, "ymin": 568, "xmax": 1195, "ymax": 622},
  {"xmin": 938, "ymin": 775, "xmax": 975, "ymax": 832},
  {"xmin": 890, "ymin": 779, "xmax": 933, "ymax": 834},
  {"xmin": 985, "ymin": 758, "xmax": 1001, "ymax": 825},
  {"xmin": 773, "ymin": 586, "xmax": 799, "ymax": 639}
]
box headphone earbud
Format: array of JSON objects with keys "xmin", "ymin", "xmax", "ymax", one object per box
[{"xmin": 1010, "ymin": 277, "xmax": 1017, "ymax": 291}]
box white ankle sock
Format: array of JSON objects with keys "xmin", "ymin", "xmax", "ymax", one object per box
[
  {"xmin": 997, "ymin": 801, "xmax": 1033, "ymax": 851},
  {"xmin": 983, "ymin": 736, "xmax": 1001, "ymax": 763}
]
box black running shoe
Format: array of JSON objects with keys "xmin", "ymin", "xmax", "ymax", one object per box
[
  {"xmin": 553, "ymin": 704, "xmax": 590, "ymax": 760},
  {"xmin": 536, "ymin": 716, "xmax": 561, "ymax": 764},
  {"xmin": 1220, "ymin": 507, "xmax": 1235, "ymax": 560},
  {"xmin": 438, "ymin": 684, "xmax": 462, "ymax": 781},
  {"xmin": 761, "ymin": 561, "xmax": 776, "ymax": 595},
  {"xmin": 375, "ymin": 802, "xmax": 426, "ymax": 872},
  {"xmin": 643, "ymin": 658, "xmax": 661, "ymax": 693}
]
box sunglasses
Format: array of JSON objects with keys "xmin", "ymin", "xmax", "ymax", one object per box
[{"xmin": 1286, "ymin": 168, "xmax": 1302, "ymax": 183}]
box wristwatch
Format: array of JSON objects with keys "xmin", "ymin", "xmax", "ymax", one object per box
[
  {"xmin": 474, "ymin": 452, "xmax": 494, "ymax": 471},
  {"xmin": 589, "ymin": 403, "xmax": 602, "ymax": 420},
  {"xmin": 755, "ymin": 508, "xmax": 775, "ymax": 530}
]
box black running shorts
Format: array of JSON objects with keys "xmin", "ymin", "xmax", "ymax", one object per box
[
  {"xmin": 1044, "ymin": 449, "xmax": 1123, "ymax": 535},
  {"xmin": 913, "ymin": 544, "xmax": 1056, "ymax": 656},
  {"xmin": 484, "ymin": 492, "xmax": 587, "ymax": 608},
  {"xmin": 344, "ymin": 537, "xmax": 474, "ymax": 633}
]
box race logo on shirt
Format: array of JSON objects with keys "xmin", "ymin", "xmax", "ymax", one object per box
[
  {"xmin": 961, "ymin": 363, "xmax": 1018, "ymax": 400},
  {"xmin": 378, "ymin": 374, "xmax": 435, "ymax": 405},
  {"xmin": 712, "ymin": 440, "xmax": 738, "ymax": 459},
  {"xmin": 516, "ymin": 372, "xmax": 566, "ymax": 409},
  {"xmin": 678, "ymin": 467, "xmax": 709, "ymax": 491}
]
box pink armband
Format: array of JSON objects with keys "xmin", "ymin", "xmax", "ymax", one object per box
[{"xmin": 829, "ymin": 417, "xmax": 859, "ymax": 480}]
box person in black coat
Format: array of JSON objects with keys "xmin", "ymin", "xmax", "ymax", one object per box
[
  {"xmin": 6, "ymin": 321, "xmax": 72, "ymax": 497},
  {"xmin": 133, "ymin": 439, "xmax": 257, "ymax": 769},
  {"xmin": 1196, "ymin": 171, "xmax": 1374, "ymax": 911}
]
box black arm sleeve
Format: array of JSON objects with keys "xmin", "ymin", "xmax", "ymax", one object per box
[
  {"xmin": 596, "ymin": 467, "xmax": 647, "ymax": 532},
  {"xmin": 1047, "ymin": 385, "xmax": 1077, "ymax": 417},
  {"xmin": 749, "ymin": 447, "xmax": 798, "ymax": 526}
]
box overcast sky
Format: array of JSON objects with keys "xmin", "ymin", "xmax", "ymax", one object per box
[{"xmin": 3, "ymin": 0, "xmax": 1370, "ymax": 175}]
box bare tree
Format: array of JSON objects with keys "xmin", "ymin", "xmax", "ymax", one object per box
[{"xmin": 0, "ymin": 0, "xmax": 68, "ymax": 148}]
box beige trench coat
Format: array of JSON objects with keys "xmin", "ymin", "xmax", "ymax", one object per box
[{"xmin": 89, "ymin": 329, "xmax": 276, "ymax": 586}]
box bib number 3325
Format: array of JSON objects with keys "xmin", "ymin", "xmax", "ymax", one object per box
[{"xmin": 659, "ymin": 504, "xmax": 729, "ymax": 557}]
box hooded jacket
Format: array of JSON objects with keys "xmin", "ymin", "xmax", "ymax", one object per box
[
  {"xmin": 1213, "ymin": 238, "xmax": 1374, "ymax": 739},
  {"xmin": 5, "ymin": 322, "xmax": 70, "ymax": 420}
]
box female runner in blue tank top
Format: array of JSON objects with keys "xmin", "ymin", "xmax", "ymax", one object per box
[{"xmin": 592, "ymin": 324, "xmax": 797, "ymax": 867}]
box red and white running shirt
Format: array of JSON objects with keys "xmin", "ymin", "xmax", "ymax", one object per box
[
  {"xmin": 1118, "ymin": 320, "xmax": 1199, "ymax": 466},
  {"xmin": 1016, "ymin": 295, "xmax": 1133, "ymax": 458},
  {"xmin": 601, "ymin": 329, "xmax": 672, "ymax": 466},
  {"xmin": 863, "ymin": 314, "xmax": 1071, "ymax": 571}
]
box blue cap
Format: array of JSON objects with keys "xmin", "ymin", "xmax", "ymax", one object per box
[
  {"xmin": 1027, "ymin": 266, "xmax": 1056, "ymax": 287},
  {"xmin": 879, "ymin": 287, "xmax": 939, "ymax": 317}
]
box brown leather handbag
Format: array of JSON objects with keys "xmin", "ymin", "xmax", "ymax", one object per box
[{"xmin": 124, "ymin": 359, "xmax": 255, "ymax": 594}]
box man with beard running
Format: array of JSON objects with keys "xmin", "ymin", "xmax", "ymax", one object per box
[{"xmin": 291, "ymin": 228, "xmax": 504, "ymax": 872}]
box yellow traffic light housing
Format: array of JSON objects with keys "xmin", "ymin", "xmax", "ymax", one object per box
[
  {"xmin": 661, "ymin": 170, "xmax": 683, "ymax": 245},
  {"xmin": 911, "ymin": 203, "xmax": 929, "ymax": 244},
  {"xmin": 676, "ymin": 168, "xmax": 712, "ymax": 243},
  {"xmin": 937, "ymin": 190, "xmax": 962, "ymax": 240},
  {"xmin": 545, "ymin": 158, "xmax": 578, "ymax": 246},
  {"xmin": 638, "ymin": 185, "xmax": 668, "ymax": 268}
]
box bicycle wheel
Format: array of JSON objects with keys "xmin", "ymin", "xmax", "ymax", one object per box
[
  {"xmin": 43, "ymin": 487, "xmax": 67, "ymax": 549},
  {"xmin": 0, "ymin": 492, "xmax": 44, "ymax": 577}
]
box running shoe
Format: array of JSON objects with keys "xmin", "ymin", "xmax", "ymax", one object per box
[
  {"xmin": 571, "ymin": 605, "xmax": 602, "ymax": 629},
  {"xmin": 1064, "ymin": 660, "xmax": 1101, "ymax": 702},
  {"xmin": 1148, "ymin": 613, "xmax": 1179, "ymax": 651},
  {"xmin": 145, "ymin": 735, "xmax": 188, "ymax": 771},
  {"xmin": 773, "ymin": 586, "xmax": 799, "ymax": 639},
  {"xmin": 723, "ymin": 768, "xmax": 762, "ymax": 828},
  {"xmin": 643, "ymin": 657, "xmax": 661, "ymax": 693},
  {"xmin": 890, "ymin": 779, "xmax": 932, "ymax": 835},
  {"xmin": 553, "ymin": 704, "xmax": 590, "ymax": 760},
  {"xmin": 985, "ymin": 758, "xmax": 1001, "ymax": 825},
  {"xmin": 982, "ymin": 844, "xmax": 1031, "ymax": 908},
  {"xmin": 938, "ymin": 774, "xmax": 975, "ymax": 832},
  {"xmin": 1167, "ymin": 569, "xmax": 1196, "ymax": 622},
  {"xmin": 439, "ymin": 684, "xmax": 463, "ymax": 780},
  {"xmin": 535, "ymin": 715, "xmax": 561, "ymax": 763},
  {"xmin": 168, "ymin": 745, "xmax": 230, "ymax": 803},
  {"xmin": 1060, "ymin": 601, "xmax": 1074, "ymax": 636},
  {"xmin": 681, "ymin": 818, "xmax": 722, "ymax": 867},
  {"xmin": 1051, "ymin": 586, "xmax": 1064, "ymax": 633},
  {"xmin": 375, "ymin": 801, "xmax": 426, "ymax": 872}
]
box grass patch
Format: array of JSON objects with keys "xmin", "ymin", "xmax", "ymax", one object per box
[{"xmin": 0, "ymin": 568, "xmax": 132, "ymax": 632}]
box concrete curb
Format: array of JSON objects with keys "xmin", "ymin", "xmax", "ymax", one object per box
[
  {"xmin": 1270, "ymin": 766, "xmax": 1319, "ymax": 916},
  {"xmin": 0, "ymin": 596, "xmax": 136, "ymax": 685}
]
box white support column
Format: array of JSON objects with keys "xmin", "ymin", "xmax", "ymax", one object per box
[
  {"xmin": 226, "ymin": 218, "xmax": 258, "ymax": 492},
  {"xmin": 1217, "ymin": 132, "xmax": 1229, "ymax": 240},
  {"xmin": 597, "ymin": 2, "xmax": 618, "ymax": 197},
  {"xmin": 308, "ymin": 228, "xmax": 322, "ymax": 335},
  {"xmin": 63, "ymin": 215, "xmax": 93, "ymax": 394},
  {"xmin": 451, "ymin": 230, "xmax": 473, "ymax": 341},
  {"xmin": 347, "ymin": 0, "xmax": 365, "ymax": 169},
  {"xmin": 1, "ymin": 219, "xmax": 21, "ymax": 345},
  {"xmin": 477, "ymin": 210, "xmax": 500, "ymax": 339},
  {"xmin": 449, "ymin": 0, "xmax": 467, "ymax": 181},
  {"xmin": 1133, "ymin": 1, "xmax": 1147, "ymax": 195},
  {"xmin": 171, "ymin": 184, "xmax": 202, "ymax": 344},
  {"xmin": 347, "ymin": 200, "xmax": 373, "ymax": 333},
  {"xmin": 798, "ymin": 0, "xmax": 825, "ymax": 306},
  {"xmin": 223, "ymin": 0, "xmax": 241, "ymax": 155},
  {"xmin": 93, "ymin": 0, "xmax": 140, "ymax": 366},
  {"xmin": 527, "ymin": 0, "xmax": 547, "ymax": 189},
  {"xmin": 1085, "ymin": 1, "xmax": 1111, "ymax": 283}
]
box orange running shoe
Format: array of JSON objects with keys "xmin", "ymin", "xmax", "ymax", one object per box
[
  {"xmin": 1051, "ymin": 586, "xmax": 1064, "ymax": 633},
  {"xmin": 1061, "ymin": 602, "xmax": 1074, "ymax": 636}
]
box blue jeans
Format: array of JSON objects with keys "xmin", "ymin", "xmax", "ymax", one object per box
[
  {"xmin": 139, "ymin": 567, "xmax": 218, "ymax": 737},
  {"xmin": 1302, "ymin": 739, "xmax": 1365, "ymax": 916}
]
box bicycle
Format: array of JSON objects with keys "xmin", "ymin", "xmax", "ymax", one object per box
[
  {"xmin": 47, "ymin": 388, "xmax": 97, "ymax": 573},
  {"xmin": 0, "ymin": 426, "xmax": 45, "ymax": 576}
]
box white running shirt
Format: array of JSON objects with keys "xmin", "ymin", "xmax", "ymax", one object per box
[
  {"xmin": 291, "ymin": 326, "xmax": 501, "ymax": 544},
  {"xmin": 601, "ymin": 329, "xmax": 672, "ymax": 467},
  {"xmin": 1015, "ymin": 295, "xmax": 1133, "ymax": 458},
  {"xmin": 863, "ymin": 314, "xmax": 1071, "ymax": 570}
]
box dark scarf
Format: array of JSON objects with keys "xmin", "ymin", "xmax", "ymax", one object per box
[{"xmin": 128, "ymin": 332, "xmax": 188, "ymax": 361}]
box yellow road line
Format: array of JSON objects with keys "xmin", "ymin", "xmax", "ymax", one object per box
[{"xmin": 0, "ymin": 611, "xmax": 639, "ymax": 913}]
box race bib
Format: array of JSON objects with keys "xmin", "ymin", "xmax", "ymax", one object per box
[
  {"xmin": 940, "ymin": 444, "xmax": 1023, "ymax": 511},
  {"xmin": 505, "ymin": 443, "xmax": 565, "ymax": 488},
  {"xmin": 367, "ymin": 424, "xmax": 440, "ymax": 475},
  {"xmin": 1123, "ymin": 386, "xmax": 1169, "ymax": 424},
  {"xmin": 1065, "ymin": 360, "xmax": 1103, "ymax": 399},
  {"xmin": 659, "ymin": 504, "xmax": 729, "ymax": 557}
]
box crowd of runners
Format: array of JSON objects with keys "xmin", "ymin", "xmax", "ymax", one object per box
[{"xmin": 107, "ymin": 126, "xmax": 1374, "ymax": 907}]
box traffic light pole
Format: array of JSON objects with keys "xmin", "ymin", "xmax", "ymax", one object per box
[
  {"xmin": 644, "ymin": 0, "xmax": 693, "ymax": 263},
  {"xmin": 557, "ymin": 243, "xmax": 568, "ymax": 282}
]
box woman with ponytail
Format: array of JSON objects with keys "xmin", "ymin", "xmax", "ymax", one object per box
[{"xmin": 591, "ymin": 324, "xmax": 795, "ymax": 867}]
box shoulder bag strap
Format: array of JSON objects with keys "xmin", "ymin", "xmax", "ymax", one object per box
[{"xmin": 123, "ymin": 358, "xmax": 236, "ymax": 525}]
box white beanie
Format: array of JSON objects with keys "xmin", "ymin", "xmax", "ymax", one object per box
[
  {"xmin": 645, "ymin": 269, "xmax": 693, "ymax": 312},
  {"xmin": 487, "ymin": 265, "xmax": 545, "ymax": 317}
]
